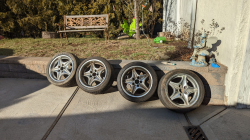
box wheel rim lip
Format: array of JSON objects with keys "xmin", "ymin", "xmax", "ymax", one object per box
[
  {"xmin": 49, "ymin": 55, "xmax": 74, "ymax": 82},
  {"xmin": 121, "ymin": 66, "xmax": 153, "ymax": 98},
  {"xmin": 165, "ymin": 73, "xmax": 200, "ymax": 108},
  {"xmin": 78, "ymin": 59, "xmax": 107, "ymax": 88}
]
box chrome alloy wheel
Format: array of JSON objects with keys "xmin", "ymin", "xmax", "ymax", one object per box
[
  {"xmin": 78, "ymin": 59, "xmax": 107, "ymax": 88},
  {"xmin": 49, "ymin": 55, "xmax": 74, "ymax": 82},
  {"xmin": 166, "ymin": 73, "xmax": 200, "ymax": 108},
  {"xmin": 121, "ymin": 66, "xmax": 153, "ymax": 98}
]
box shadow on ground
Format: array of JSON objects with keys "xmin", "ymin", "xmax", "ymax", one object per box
[{"xmin": 0, "ymin": 48, "xmax": 14, "ymax": 56}]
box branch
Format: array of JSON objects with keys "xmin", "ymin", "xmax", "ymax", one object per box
[
  {"xmin": 124, "ymin": 4, "xmax": 134, "ymax": 15},
  {"xmin": 124, "ymin": 0, "xmax": 135, "ymax": 15},
  {"xmin": 124, "ymin": 0, "xmax": 133, "ymax": 11},
  {"xmin": 139, "ymin": 0, "xmax": 144, "ymax": 5}
]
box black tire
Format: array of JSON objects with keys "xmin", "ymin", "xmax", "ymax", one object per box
[
  {"xmin": 76, "ymin": 56, "xmax": 114, "ymax": 94},
  {"xmin": 46, "ymin": 52, "xmax": 80, "ymax": 87},
  {"xmin": 158, "ymin": 69, "xmax": 205, "ymax": 113},
  {"xmin": 117, "ymin": 62, "xmax": 158, "ymax": 102}
]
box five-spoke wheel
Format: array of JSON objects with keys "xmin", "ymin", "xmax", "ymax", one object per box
[
  {"xmin": 76, "ymin": 57, "xmax": 114, "ymax": 94},
  {"xmin": 46, "ymin": 52, "xmax": 79, "ymax": 87},
  {"xmin": 158, "ymin": 69, "xmax": 205, "ymax": 113},
  {"xmin": 117, "ymin": 62, "xmax": 158, "ymax": 102}
]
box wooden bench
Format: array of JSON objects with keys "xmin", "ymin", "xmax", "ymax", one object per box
[{"xmin": 57, "ymin": 14, "xmax": 109, "ymax": 46}]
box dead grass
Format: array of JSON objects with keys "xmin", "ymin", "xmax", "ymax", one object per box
[{"xmin": 0, "ymin": 37, "xmax": 192, "ymax": 61}]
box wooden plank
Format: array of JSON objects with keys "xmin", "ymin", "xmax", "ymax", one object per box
[
  {"xmin": 58, "ymin": 29, "xmax": 105, "ymax": 33},
  {"xmin": 65, "ymin": 14, "xmax": 108, "ymax": 18},
  {"xmin": 65, "ymin": 26, "xmax": 107, "ymax": 29}
]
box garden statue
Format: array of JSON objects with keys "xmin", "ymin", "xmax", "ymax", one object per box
[
  {"xmin": 190, "ymin": 33, "xmax": 218, "ymax": 67},
  {"xmin": 120, "ymin": 18, "xmax": 142, "ymax": 38}
]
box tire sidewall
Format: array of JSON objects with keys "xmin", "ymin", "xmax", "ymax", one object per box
[
  {"xmin": 46, "ymin": 52, "xmax": 78, "ymax": 87},
  {"xmin": 76, "ymin": 56, "xmax": 114, "ymax": 94},
  {"xmin": 158, "ymin": 69, "xmax": 205, "ymax": 112},
  {"xmin": 117, "ymin": 62, "xmax": 158, "ymax": 102}
]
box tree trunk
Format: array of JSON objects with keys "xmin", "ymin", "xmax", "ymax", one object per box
[{"xmin": 134, "ymin": 0, "xmax": 140, "ymax": 39}]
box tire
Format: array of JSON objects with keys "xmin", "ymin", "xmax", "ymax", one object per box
[
  {"xmin": 76, "ymin": 56, "xmax": 114, "ymax": 94},
  {"xmin": 117, "ymin": 62, "xmax": 158, "ymax": 102},
  {"xmin": 46, "ymin": 52, "xmax": 80, "ymax": 87},
  {"xmin": 158, "ymin": 69, "xmax": 205, "ymax": 113}
]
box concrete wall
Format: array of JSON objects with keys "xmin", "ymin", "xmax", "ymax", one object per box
[
  {"xmin": 163, "ymin": 0, "xmax": 195, "ymax": 32},
  {"xmin": 163, "ymin": 0, "xmax": 196, "ymax": 47},
  {"xmin": 163, "ymin": 0, "xmax": 250, "ymax": 107},
  {"xmin": 195, "ymin": 0, "xmax": 250, "ymax": 106}
]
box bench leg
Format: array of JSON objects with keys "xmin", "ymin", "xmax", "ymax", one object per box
[
  {"xmin": 65, "ymin": 32, "xmax": 69, "ymax": 43},
  {"xmin": 104, "ymin": 31, "xmax": 107, "ymax": 44},
  {"xmin": 108, "ymin": 30, "xmax": 109, "ymax": 42},
  {"xmin": 60, "ymin": 33, "xmax": 63, "ymax": 46}
]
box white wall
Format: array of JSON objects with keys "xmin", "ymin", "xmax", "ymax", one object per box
[
  {"xmin": 195, "ymin": 0, "xmax": 250, "ymax": 106},
  {"xmin": 163, "ymin": 0, "xmax": 196, "ymax": 47},
  {"xmin": 163, "ymin": 0, "xmax": 250, "ymax": 107}
]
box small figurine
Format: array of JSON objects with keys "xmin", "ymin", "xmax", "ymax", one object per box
[
  {"xmin": 209, "ymin": 57, "xmax": 220, "ymax": 68},
  {"xmin": 190, "ymin": 32, "xmax": 218, "ymax": 67}
]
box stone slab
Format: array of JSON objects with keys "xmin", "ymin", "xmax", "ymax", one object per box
[
  {"xmin": 186, "ymin": 105, "xmax": 226, "ymax": 126},
  {"xmin": 0, "ymin": 78, "xmax": 77, "ymax": 140},
  {"xmin": 0, "ymin": 72, "xmax": 46, "ymax": 79},
  {"xmin": 0, "ymin": 64, "xmax": 9, "ymax": 72},
  {"xmin": 203, "ymin": 85, "xmax": 225, "ymax": 105},
  {"xmin": 0, "ymin": 56, "xmax": 228, "ymax": 73},
  {"xmin": 47, "ymin": 89, "xmax": 189, "ymax": 140},
  {"xmin": 26, "ymin": 64, "xmax": 46, "ymax": 74},
  {"xmin": 0, "ymin": 71, "xmax": 18, "ymax": 78},
  {"xmin": 200, "ymin": 108, "xmax": 250, "ymax": 140},
  {"xmin": 9, "ymin": 64, "xmax": 27, "ymax": 73},
  {"xmin": 208, "ymin": 62, "xmax": 228, "ymax": 73}
]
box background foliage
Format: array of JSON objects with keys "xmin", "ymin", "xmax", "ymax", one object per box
[{"xmin": 0, "ymin": 0, "xmax": 162, "ymax": 38}]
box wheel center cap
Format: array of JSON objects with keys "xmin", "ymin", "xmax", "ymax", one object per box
[
  {"xmin": 60, "ymin": 67, "xmax": 64, "ymax": 70},
  {"xmin": 135, "ymin": 80, "xmax": 140, "ymax": 84},
  {"xmin": 93, "ymin": 73, "xmax": 97, "ymax": 76}
]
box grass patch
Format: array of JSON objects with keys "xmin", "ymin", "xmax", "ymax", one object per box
[{"xmin": 0, "ymin": 37, "xmax": 191, "ymax": 60}]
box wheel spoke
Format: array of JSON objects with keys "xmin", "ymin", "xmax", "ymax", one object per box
[
  {"xmin": 139, "ymin": 74, "xmax": 148, "ymax": 81},
  {"xmin": 125, "ymin": 78, "xmax": 134, "ymax": 85},
  {"xmin": 64, "ymin": 61, "xmax": 71, "ymax": 67},
  {"xmin": 179, "ymin": 75, "xmax": 188, "ymax": 87},
  {"xmin": 186, "ymin": 87, "xmax": 198, "ymax": 95},
  {"xmin": 84, "ymin": 71, "xmax": 92, "ymax": 77},
  {"xmin": 139, "ymin": 83, "xmax": 149, "ymax": 91},
  {"xmin": 131, "ymin": 85, "xmax": 138, "ymax": 94},
  {"xmin": 90, "ymin": 63, "xmax": 96, "ymax": 72},
  {"xmin": 88, "ymin": 77, "xmax": 95, "ymax": 85},
  {"xmin": 63, "ymin": 69, "xmax": 71, "ymax": 75},
  {"xmin": 170, "ymin": 92, "xmax": 181, "ymax": 100},
  {"xmin": 181, "ymin": 94, "xmax": 190, "ymax": 106},
  {"xmin": 57, "ymin": 57, "xmax": 62, "ymax": 67},
  {"xmin": 57, "ymin": 71, "xmax": 62, "ymax": 80},
  {"xmin": 132, "ymin": 68, "xmax": 139, "ymax": 79},
  {"xmin": 96, "ymin": 66, "xmax": 105, "ymax": 74},
  {"xmin": 169, "ymin": 81, "xmax": 180, "ymax": 89},
  {"xmin": 96, "ymin": 75, "xmax": 103, "ymax": 82},
  {"xmin": 51, "ymin": 67, "xmax": 59, "ymax": 72}
]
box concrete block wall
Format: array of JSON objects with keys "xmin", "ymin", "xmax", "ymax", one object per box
[
  {"xmin": 195, "ymin": 0, "xmax": 250, "ymax": 107},
  {"xmin": 0, "ymin": 56, "xmax": 227, "ymax": 105}
]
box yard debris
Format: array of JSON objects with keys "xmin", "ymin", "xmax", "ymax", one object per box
[
  {"xmin": 161, "ymin": 62, "xmax": 176, "ymax": 65},
  {"xmin": 0, "ymin": 35, "xmax": 4, "ymax": 40}
]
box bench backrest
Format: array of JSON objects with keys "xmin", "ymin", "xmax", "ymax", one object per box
[{"xmin": 64, "ymin": 14, "xmax": 109, "ymax": 30}]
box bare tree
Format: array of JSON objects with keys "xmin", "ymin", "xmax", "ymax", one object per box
[{"xmin": 123, "ymin": 0, "xmax": 144, "ymax": 40}]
